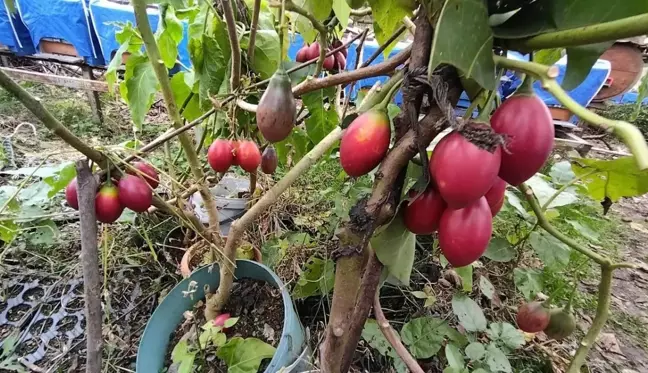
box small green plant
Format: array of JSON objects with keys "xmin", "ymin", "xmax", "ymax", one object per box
[{"xmin": 598, "ymin": 104, "xmax": 648, "ymax": 137}]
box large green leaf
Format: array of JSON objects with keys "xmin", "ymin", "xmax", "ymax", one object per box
[
  {"xmin": 302, "ymin": 88, "xmax": 339, "ymax": 144},
  {"xmin": 105, "ymin": 23, "xmax": 143, "ymax": 92},
  {"xmin": 43, "ymin": 162, "xmax": 76, "ymax": 198},
  {"xmin": 562, "ymin": 42, "xmax": 612, "ymax": 90},
  {"xmin": 529, "ymin": 230, "xmax": 570, "ymax": 269},
  {"xmin": 170, "ymin": 72, "xmax": 202, "ymax": 121},
  {"xmin": 513, "ymin": 268, "xmax": 543, "ymax": 300},
  {"xmin": 485, "ymin": 344, "xmax": 512, "ymax": 373},
  {"xmin": 361, "ymin": 319, "xmax": 407, "ymax": 372},
  {"xmin": 572, "ymin": 157, "xmax": 648, "ymax": 202},
  {"xmin": 157, "ymin": 7, "xmax": 184, "ymax": 68},
  {"xmin": 371, "ymin": 213, "xmax": 416, "ymax": 286},
  {"xmin": 446, "ymin": 344, "xmax": 465, "ymax": 370},
  {"xmin": 216, "ymin": 337, "xmax": 276, "ymax": 373},
  {"xmin": 125, "ymin": 59, "xmax": 158, "ymax": 128},
  {"xmin": 332, "ymin": 0, "xmax": 351, "ymax": 29},
  {"xmin": 483, "ymin": 237, "xmax": 515, "ymax": 262},
  {"xmin": 400, "ymin": 316, "xmax": 459, "ymax": 359},
  {"xmin": 199, "ymin": 35, "xmax": 229, "ymax": 103},
  {"xmin": 487, "ymin": 322, "xmax": 525, "ymax": 351},
  {"xmin": 292, "ymin": 0, "xmax": 333, "ymax": 44},
  {"xmin": 451, "ymin": 293, "xmax": 487, "ymax": 332},
  {"xmin": 248, "ymin": 30, "xmax": 280, "ymax": 80},
  {"xmin": 367, "ymin": 0, "xmax": 412, "ymax": 57},
  {"xmin": 549, "ymin": 160, "xmax": 576, "ymax": 184},
  {"xmin": 429, "ymin": 0, "xmax": 495, "ymax": 90},
  {"xmin": 292, "ymin": 256, "xmax": 335, "ymax": 299},
  {"xmin": 525, "ymin": 174, "xmax": 578, "ymax": 209},
  {"xmin": 533, "ymin": 48, "xmax": 563, "ymax": 66},
  {"xmin": 465, "ymin": 342, "xmax": 486, "ymax": 362}
]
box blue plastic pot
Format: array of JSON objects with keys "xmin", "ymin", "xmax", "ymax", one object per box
[{"xmin": 136, "ymin": 260, "xmax": 308, "ymax": 372}]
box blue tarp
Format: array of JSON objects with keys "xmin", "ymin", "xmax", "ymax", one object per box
[
  {"xmin": 16, "ymin": 0, "xmax": 103, "ymax": 65},
  {"xmin": 0, "ymin": 4, "xmax": 36, "ymax": 55},
  {"xmin": 89, "ymin": 0, "xmax": 191, "ymax": 69},
  {"xmin": 610, "ymin": 90, "xmax": 648, "ymax": 105}
]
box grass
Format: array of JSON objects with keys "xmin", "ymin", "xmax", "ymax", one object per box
[{"xmin": 609, "ymin": 311, "xmax": 648, "ymax": 350}]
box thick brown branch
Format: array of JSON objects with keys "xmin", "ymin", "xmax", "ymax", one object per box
[
  {"xmin": 221, "ymin": 0, "xmax": 241, "ymax": 90},
  {"xmin": 248, "ymin": 0, "xmax": 261, "ymax": 65}
]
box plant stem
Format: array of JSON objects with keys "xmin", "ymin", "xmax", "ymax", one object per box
[
  {"xmin": 350, "ymin": 7, "xmax": 371, "ymax": 16},
  {"xmin": 204, "ymin": 127, "xmax": 344, "ymax": 318},
  {"xmin": 566, "ymin": 265, "xmax": 613, "ymax": 373},
  {"xmin": 541, "ymin": 170, "xmax": 595, "ymax": 212},
  {"xmin": 132, "ymin": 0, "xmax": 221, "ymax": 233},
  {"xmin": 361, "ymin": 25, "xmax": 407, "ymax": 68},
  {"xmin": 373, "ymin": 291, "xmax": 424, "ymax": 373},
  {"xmin": 282, "ymin": 0, "xmax": 327, "ymax": 75},
  {"xmin": 357, "ymin": 69, "xmax": 405, "ymax": 113},
  {"xmin": 519, "ymin": 183, "xmax": 610, "ymax": 266},
  {"xmin": 509, "ymin": 13, "xmax": 648, "ymax": 51},
  {"xmin": 248, "ymin": 0, "xmax": 261, "ymax": 65},
  {"xmin": 0, "ymin": 69, "xmax": 105, "ymax": 165},
  {"xmin": 494, "ymin": 55, "xmax": 648, "ymax": 170},
  {"xmin": 221, "ymin": 0, "xmax": 241, "ymax": 91}
]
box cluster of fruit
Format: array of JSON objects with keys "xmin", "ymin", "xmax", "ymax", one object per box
[
  {"xmin": 207, "ymin": 139, "xmax": 277, "ymax": 175},
  {"xmin": 339, "ymin": 93, "xmax": 554, "ymax": 268},
  {"xmin": 64, "ymin": 162, "xmax": 159, "ymax": 223},
  {"xmin": 295, "ymin": 41, "xmax": 347, "ymax": 72},
  {"xmin": 516, "ymin": 302, "xmax": 576, "ymax": 340}
]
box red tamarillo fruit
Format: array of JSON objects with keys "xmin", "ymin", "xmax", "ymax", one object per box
[
  {"xmin": 213, "ymin": 313, "xmax": 232, "ymax": 330},
  {"xmin": 129, "ymin": 161, "xmax": 159, "ymax": 189},
  {"xmin": 256, "ymin": 68, "xmax": 296, "ymax": 143},
  {"xmin": 208, "ymin": 139, "xmax": 234, "ymax": 172},
  {"xmin": 307, "ymin": 42, "xmax": 320, "ymax": 60},
  {"xmin": 261, "ymin": 146, "xmax": 278, "ymax": 174},
  {"xmin": 429, "ymin": 127, "xmax": 501, "ymax": 208},
  {"xmin": 516, "ymin": 302, "xmax": 551, "ymax": 333},
  {"xmin": 403, "ymin": 187, "xmax": 446, "ymax": 234},
  {"xmin": 332, "ymin": 40, "xmax": 348, "ymax": 58},
  {"xmin": 339, "ymin": 110, "xmax": 391, "ymax": 177},
  {"xmin": 438, "ymin": 196, "xmax": 492, "ymax": 267},
  {"xmin": 118, "ymin": 174, "xmax": 152, "ymax": 213},
  {"xmin": 95, "ymin": 183, "xmax": 124, "ymax": 223},
  {"xmin": 296, "ymin": 46, "xmax": 308, "ymax": 62},
  {"xmin": 65, "ymin": 178, "xmax": 79, "ymax": 210},
  {"xmin": 334, "ymin": 51, "xmax": 346, "ymax": 71},
  {"xmin": 237, "ymin": 140, "xmax": 262, "ymax": 173},
  {"xmin": 491, "ymin": 92, "xmax": 554, "ymax": 186},
  {"xmin": 484, "ymin": 177, "xmax": 507, "ymax": 216},
  {"xmin": 323, "ymin": 54, "xmax": 335, "ymax": 71}
]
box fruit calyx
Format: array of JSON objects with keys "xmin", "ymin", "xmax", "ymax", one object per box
[
  {"xmin": 458, "ymin": 120, "xmax": 505, "ymax": 154},
  {"xmin": 514, "ymin": 75, "xmax": 535, "ymax": 96}
]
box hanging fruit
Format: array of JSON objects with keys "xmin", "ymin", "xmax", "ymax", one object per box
[
  {"xmin": 484, "ymin": 177, "xmax": 507, "ymax": 216},
  {"xmin": 306, "ymin": 42, "xmax": 320, "ymax": 60},
  {"xmin": 95, "ymin": 183, "xmax": 124, "ymax": 223},
  {"xmin": 429, "ymin": 126, "xmax": 501, "ymax": 209},
  {"xmin": 323, "ymin": 54, "xmax": 335, "ymax": 71},
  {"xmin": 65, "ymin": 177, "xmax": 79, "ymax": 210},
  {"xmin": 118, "ymin": 174, "xmax": 153, "ymax": 213},
  {"xmin": 491, "ymin": 79, "xmax": 554, "ymax": 186},
  {"xmin": 130, "ymin": 161, "xmax": 159, "ymax": 189},
  {"xmin": 256, "ymin": 68, "xmax": 296, "ymax": 143},
  {"xmin": 296, "ymin": 46, "xmax": 309, "ymax": 62},
  {"xmin": 208, "ymin": 139, "xmax": 235, "ymax": 172},
  {"xmin": 339, "ymin": 110, "xmax": 391, "ymax": 177},
  {"xmin": 261, "ymin": 146, "xmax": 278, "ymax": 174},
  {"xmin": 438, "ymin": 196, "xmax": 492, "ymax": 267},
  {"xmin": 403, "ymin": 187, "xmax": 446, "ymax": 234},
  {"xmin": 237, "ymin": 140, "xmax": 262, "ymax": 173},
  {"xmin": 334, "ymin": 51, "xmax": 346, "ymax": 71},
  {"xmin": 543, "ymin": 308, "xmax": 576, "ymax": 340},
  {"xmin": 516, "ymin": 302, "xmax": 551, "ymax": 333}
]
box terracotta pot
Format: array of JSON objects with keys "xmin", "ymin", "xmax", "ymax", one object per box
[{"xmin": 180, "ymin": 244, "xmax": 263, "ymax": 278}]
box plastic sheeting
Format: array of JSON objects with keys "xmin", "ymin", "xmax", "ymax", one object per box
[
  {"xmin": 89, "ymin": 0, "xmax": 191, "ymax": 69},
  {"xmin": 0, "ymin": 4, "xmax": 36, "ymax": 55},
  {"xmin": 16, "ymin": 0, "xmax": 103, "ymax": 65}
]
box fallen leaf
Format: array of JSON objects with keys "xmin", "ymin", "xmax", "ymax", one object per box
[{"xmin": 597, "ymin": 333, "xmax": 624, "ymax": 355}]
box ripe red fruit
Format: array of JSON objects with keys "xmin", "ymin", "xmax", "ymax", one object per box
[
  {"xmin": 296, "ymin": 46, "xmax": 308, "ymax": 62},
  {"xmin": 213, "ymin": 313, "xmax": 231, "ymax": 329},
  {"xmin": 256, "ymin": 68, "xmax": 296, "ymax": 143},
  {"xmin": 208, "ymin": 139, "xmax": 234, "ymax": 172},
  {"xmin": 340, "ymin": 110, "xmax": 391, "ymax": 177},
  {"xmin": 516, "ymin": 302, "xmax": 551, "ymax": 333},
  {"xmin": 334, "ymin": 51, "xmax": 346, "ymax": 70},
  {"xmin": 332, "ymin": 40, "xmax": 348, "ymax": 58},
  {"xmin": 543, "ymin": 308, "xmax": 576, "ymax": 340},
  {"xmin": 404, "ymin": 187, "xmax": 446, "ymax": 234},
  {"xmin": 237, "ymin": 141, "xmax": 261, "ymax": 172},
  {"xmin": 484, "ymin": 177, "xmax": 507, "ymax": 216},
  {"xmin": 438, "ymin": 197, "xmax": 492, "ymax": 267},
  {"xmin": 307, "ymin": 42, "xmax": 320, "ymax": 60},
  {"xmin": 130, "ymin": 161, "xmax": 159, "ymax": 189},
  {"xmin": 261, "ymin": 146, "xmax": 278, "ymax": 174},
  {"xmin": 95, "ymin": 184, "xmax": 124, "ymax": 223},
  {"xmin": 491, "ymin": 94, "xmax": 554, "ymax": 186},
  {"xmin": 323, "ymin": 54, "xmax": 335, "ymax": 71},
  {"xmin": 117, "ymin": 174, "xmax": 152, "ymax": 212},
  {"xmin": 429, "ymin": 129, "xmax": 501, "ymax": 209},
  {"xmin": 65, "ymin": 178, "xmax": 79, "ymax": 210}
]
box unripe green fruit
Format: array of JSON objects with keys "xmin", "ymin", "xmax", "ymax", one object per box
[{"xmin": 544, "ymin": 308, "xmax": 576, "ymax": 340}]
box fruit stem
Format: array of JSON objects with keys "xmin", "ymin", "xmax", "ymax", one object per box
[
  {"xmin": 494, "ymin": 55, "xmax": 648, "ymax": 171},
  {"xmin": 515, "ymin": 74, "xmax": 534, "ymax": 96},
  {"xmin": 357, "ymin": 69, "xmax": 405, "ymax": 113},
  {"xmin": 519, "ymin": 183, "xmax": 612, "ymax": 267},
  {"xmin": 278, "ymin": 0, "xmax": 286, "ymax": 63},
  {"xmin": 375, "ymin": 78, "xmax": 403, "ymax": 111},
  {"xmin": 566, "ymin": 265, "xmax": 613, "ymax": 373},
  {"xmin": 540, "ymin": 170, "xmax": 596, "ymax": 212}
]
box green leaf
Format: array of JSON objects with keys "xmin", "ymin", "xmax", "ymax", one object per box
[
  {"xmin": 465, "ymin": 342, "xmax": 485, "ymax": 361},
  {"xmin": 485, "ymin": 344, "xmax": 512, "ymax": 373},
  {"xmin": 302, "ymin": 88, "xmax": 339, "ymax": 144},
  {"xmin": 224, "ymin": 317, "xmax": 239, "ymax": 328},
  {"xmin": 479, "ymin": 276, "xmax": 495, "ymax": 300},
  {"xmin": 549, "ymin": 161, "xmax": 576, "ymax": 185},
  {"xmin": 170, "ymin": 72, "xmax": 202, "ymax": 121},
  {"xmin": 292, "ymin": 0, "xmax": 332, "ymax": 43},
  {"xmin": 367, "ymin": 0, "xmax": 412, "ymax": 57},
  {"xmin": 562, "ymin": 43, "xmax": 612, "ymax": 90},
  {"xmin": 26, "ymin": 220, "xmax": 59, "ymax": 246},
  {"xmin": 216, "ymin": 337, "xmax": 276, "ymax": 373},
  {"xmin": 199, "ymin": 34, "xmax": 229, "ymax": 104},
  {"xmin": 106, "ymin": 23, "xmax": 143, "ymax": 92},
  {"xmin": 401, "ymin": 316, "xmax": 458, "ymax": 359},
  {"xmin": 429, "ymin": 0, "xmax": 495, "ymax": 90},
  {"xmin": 455, "ymin": 265, "xmax": 473, "ymax": 292},
  {"xmin": 292, "ymin": 256, "xmax": 335, "ymax": 299},
  {"xmin": 634, "ymin": 72, "xmax": 648, "ymax": 120},
  {"xmin": 19, "ymin": 182, "xmax": 51, "ymax": 206},
  {"xmin": 446, "ymin": 344, "xmax": 464, "ymax": 369},
  {"xmin": 371, "ymin": 213, "xmax": 416, "ymax": 286},
  {"xmin": 566, "ymin": 219, "xmax": 599, "ymax": 242},
  {"xmin": 125, "ymin": 58, "xmax": 158, "ymax": 128},
  {"xmin": 525, "ymin": 175, "xmax": 578, "ymax": 209},
  {"xmin": 171, "ymin": 340, "xmax": 196, "ymax": 372},
  {"xmin": 529, "ymin": 231, "xmax": 570, "ymax": 268},
  {"xmin": 513, "ymin": 268, "xmax": 543, "ymax": 300},
  {"xmin": 451, "ymin": 293, "xmax": 487, "ymax": 332},
  {"xmin": 487, "ymin": 322, "xmax": 525, "ymax": 351},
  {"xmin": 43, "ymin": 162, "xmax": 76, "ymax": 198},
  {"xmin": 0, "ymin": 220, "xmax": 18, "ymax": 243},
  {"xmin": 157, "ymin": 30, "xmax": 179, "ymax": 69},
  {"xmin": 533, "ymin": 49, "xmax": 563, "ymax": 66},
  {"xmin": 572, "ymin": 157, "xmax": 648, "ymax": 202},
  {"xmin": 503, "ymin": 190, "xmax": 530, "ymax": 218},
  {"xmin": 247, "ymin": 30, "xmax": 280, "ymax": 80},
  {"xmin": 362, "ymin": 319, "xmax": 407, "ymax": 370},
  {"xmin": 483, "ymin": 238, "xmax": 515, "ymax": 262},
  {"xmin": 332, "ymin": 0, "xmax": 351, "ymax": 29}
]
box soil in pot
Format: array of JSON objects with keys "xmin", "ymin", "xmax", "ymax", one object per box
[{"xmin": 165, "ymin": 278, "xmax": 284, "ymax": 372}]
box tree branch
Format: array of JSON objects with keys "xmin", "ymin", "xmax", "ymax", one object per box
[
  {"xmin": 350, "ymin": 7, "xmax": 371, "ymax": 17},
  {"xmin": 494, "ymin": 55, "xmax": 648, "ymax": 170},
  {"xmin": 221, "ymin": 0, "xmax": 241, "ymax": 90},
  {"xmin": 373, "ymin": 291, "xmax": 424, "ymax": 373},
  {"xmin": 508, "ymin": 13, "xmax": 648, "ymax": 51},
  {"xmin": 248, "ymin": 0, "xmax": 261, "ymax": 65},
  {"xmin": 75, "ymin": 160, "xmax": 102, "ymax": 373},
  {"xmin": 132, "ymin": 0, "xmax": 221, "ymax": 233}
]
